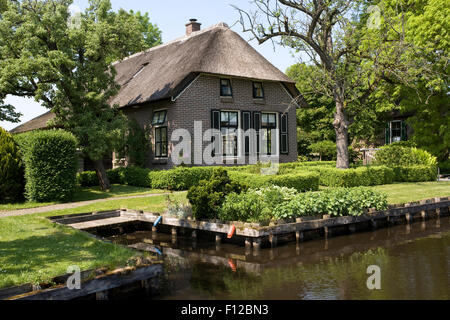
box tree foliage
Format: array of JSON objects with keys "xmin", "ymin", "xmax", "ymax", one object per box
[
  {"xmin": 0, "ymin": 0, "xmax": 161, "ymax": 189},
  {"xmin": 235, "ymin": 0, "xmax": 438, "ymax": 169}
]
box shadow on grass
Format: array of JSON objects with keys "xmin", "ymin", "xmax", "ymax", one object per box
[{"xmin": 0, "ymin": 230, "xmax": 134, "ymax": 288}]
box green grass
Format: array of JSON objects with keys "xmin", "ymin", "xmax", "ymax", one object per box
[
  {"xmin": 372, "ymin": 181, "xmax": 450, "ymax": 204},
  {"xmin": 0, "ymin": 185, "xmax": 166, "ymax": 212},
  {"xmin": 0, "ymin": 192, "xmax": 186, "ymax": 289}
]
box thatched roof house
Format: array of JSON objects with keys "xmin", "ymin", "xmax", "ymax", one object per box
[
  {"xmin": 11, "ymin": 21, "xmax": 297, "ymax": 134},
  {"xmin": 11, "ymin": 20, "xmax": 300, "ymax": 169}
]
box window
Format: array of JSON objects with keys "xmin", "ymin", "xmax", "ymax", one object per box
[
  {"xmin": 220, "ymin": 111, "xmax": 239, "ymax": 157},
  {"xmin": 261, "ymin": 113, "xmax": 277, "ymax": 155},
  {"xmin": 253, "ymin": 82, "xmax": 264, "ymax": 99},
  {"xmin": 390, "ymin": 121, "xmax": 402, "ymax": 143},
  {"xmin": 220, "ymin": 79, "xmax": 233, "ymax": 97},
  {"xmin": 152, "ymin": 110, "xmax": 167, "ymax": 125},
  {"xmin": 153, "ymin": 110, "xmax": 168, "ymax": 158},
  {"xmin": 280, "ymin": 114, "xmax": 289, "ymax": 154},
  {"xmin": 155, "ymin": 127, "xmax": 168, "ymax": 158}
]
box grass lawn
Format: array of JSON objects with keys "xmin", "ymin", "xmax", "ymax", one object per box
[
  {"xmin": 0, "ymin": 185, "xmax": 166, "ymax": 212},
  {"xmin": 372, "ymin": 181, "xmax": 450, "ymax": 204},
  {"xmin": 0, "ymin": 192, "xmax": 186, "ymax": 289}
]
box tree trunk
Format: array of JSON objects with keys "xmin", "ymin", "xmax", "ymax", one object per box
[
  {"xmin": 334, "ymin": 100, "xmax": 350, "ymax": 169},
  {"xmin": 94, "ymin": 159, "xmax": 111, "ymax": 191}
]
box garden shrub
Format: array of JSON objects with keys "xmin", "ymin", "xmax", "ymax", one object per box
[
  {"xmin": 0, "ymin": 127, "xmax": 24, "ymax": 202},
  {"xmin": 77, "ymin": 171, "xmax": 99, "ymax": 187},
  {"xmin": 187, "ymin": 168, "xmax": 246, "ymax": 220},
  {"xmin": 219, "ymin": 186, "xmax": 388, "ymax": 222},
  {"xmin": 307, "ymin": 166, "xmax": 395, "ymax": 187},
  {"xmin": 150, "ymin": 167, "xmax": 214, "ymax": 190},
  {"xmin": 391, "ymin": 165, "xmax": 437, "ymax": 182},
  {"xmin": 375, "ymin": 144, "xmax": 437, "ymax": 167},
  {"xmin": 123, "ymin": 166, "xmax": 151, "ymax": 187},
  {"xmin": 273, "ymin": 187, "xmax": 388, "ymax": 220},
  {"xmin": 106, "ymin": 167, "xmax": 126, "ymax": 184},
  {"xmin": 16, "ymin": 130, "xmax": 78, "ymax": 202},
  {"xmin": 309, "ymin": 140, "xmax": 337, "ymax": 161},
  {"xmin": 219, "ymin": 186, "xmax": 297, "ymax": 222},
  {"xmin": 228, "ymin": 171, "xmax": 320, "ymax": 192}
]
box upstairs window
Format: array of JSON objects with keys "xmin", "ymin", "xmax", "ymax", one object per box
[
  {"xmin": 152, "ymin": 110, "xmax": 167, "ymax": 125},
  {"xmin": 253, "ymin": 82, "xmax": 264, "ymax": 99},
  {"xmin": 220, "ymin": 79, "xmax": 233, "ymax": 97}
]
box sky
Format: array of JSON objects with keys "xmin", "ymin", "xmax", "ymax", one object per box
[{"xmin": 0, "ymin": 0, "xmax": 300, "ymax": 131}]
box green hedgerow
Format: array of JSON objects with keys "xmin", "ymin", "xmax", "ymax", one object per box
[
  {"xmin": 0, "ymin": 127, "xmax": 25, "ymax": 202},
  {"xmin": 15, "ymin": 129, "xmax": 78, "ymax": 202}
]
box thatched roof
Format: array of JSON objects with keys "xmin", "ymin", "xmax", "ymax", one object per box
[
  {"xmin": 9, "ymin": 111, "xmax": 55, "ymax": 134},
  {"xmin": 11, "ymin": 22, "xmax": 298, "ymax": 133},
  {"xmin": 110, "ymin": 22, "xmax": 298, "ymax": 107}
]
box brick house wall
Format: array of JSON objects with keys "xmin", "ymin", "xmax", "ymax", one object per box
[{"xmin": 122, "ymin": 74, "xmax": 298, "ymax": 169}]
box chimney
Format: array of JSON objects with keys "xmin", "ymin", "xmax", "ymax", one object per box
[{"xmin": 185, "ymin": 19, "xmax": 201, "ymax": 36}]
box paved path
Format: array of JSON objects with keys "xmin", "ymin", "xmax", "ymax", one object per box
[{"xmin": 0, "ymin": 193, "xmax": 171, "ymax": 219}]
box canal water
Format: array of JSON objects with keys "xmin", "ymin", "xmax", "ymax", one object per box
[{"xmin": 108, "ymin": 217, "xmax": 450, "ymax": 300}]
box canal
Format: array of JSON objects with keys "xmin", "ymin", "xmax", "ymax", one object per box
[{"xmin": 107, "ymin": 216, "xmax": 450, "ymax": 300}]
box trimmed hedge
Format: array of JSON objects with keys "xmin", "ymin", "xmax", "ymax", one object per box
[
  {"xmin": 228, "ymin": 171, "xmax": 320, "ymax": 192},
  {"xmin": 392, "ymin": 165, "xmax": 437, "ymax": 182},
  {"xmin": 150, "ymin": 167, "xmax": 214, "ymax": 190},
  {"xmin": 123, "ymin": 166, "xmax": 151, "ymax": 187},
  {"xmin": 16, "ymin": 130, "xmax": 78, "ymax": 202},
  {"xmin": 0, "ymin": 127, "xmax": 24, "ymax": 202},
  {"xmin": 77, "ymin": 166, "xmax": 214, "ymax": 190},
  {"xmin": 310, "ymin": 166, "xmax": 395, "ymax": 187}
]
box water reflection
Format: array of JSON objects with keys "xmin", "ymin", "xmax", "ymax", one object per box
[{"xmin": 108, "ymin": 217, "xmax": 450, "ymax": 300}]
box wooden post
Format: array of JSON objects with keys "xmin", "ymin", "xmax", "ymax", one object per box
[
  {"xmin": 295, "ymin": 231, "xmax": 304, "ymax": 243},
  {"xmin": 405, "ymin": 213, "xmax": 412, "ymax": 224},
  {"xmin": 152, "ymin": 226, "xmax": 157, "ymax": 233},
  {"xmin": 324, "ymin": 226, "xmax": 330, "ymax": 237},
  {"xmin": 421, "ymin": 210, "xmax": 427, "ymax": 221},
  {"xmin": 215, "ymin": 234, "xmax": 223, "ymax": 245},
  {"xmin": 171, "ymin": 227, "xmax": 177, "ymax": 236},
  {"xmin": 269, "ymin": 235, "xmax": 277, "ymax": 248},
  {"xmin": 245, "ymin": 238, "xmax": 252, "ymax": 249}
]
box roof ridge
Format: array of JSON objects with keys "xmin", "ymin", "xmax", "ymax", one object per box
[{"xmin": 112, "ymin": 22, "xmax": 231, "ymax": 66}]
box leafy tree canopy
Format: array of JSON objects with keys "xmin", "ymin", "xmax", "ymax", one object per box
[{"xmin": 0, "ymin": 0, "xmax": 161, "ymax": 189}]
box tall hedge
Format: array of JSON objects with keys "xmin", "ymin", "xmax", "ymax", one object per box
[
  {"xmin": 16, "ymin": 130, "xmax": 78, "ymax": 202},
  {"xmin": 0, "ymin": 127, "xmax": 25, "ymax": 202}
]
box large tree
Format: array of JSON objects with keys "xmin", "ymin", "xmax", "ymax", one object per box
[
  {"xmin": 369, "ymin": 0, "xmax": 449, "ymax": 162},
  {"xmin": 0, "ymin": 0, "xmax": 161, "ymax": 189},
  {"xmin": 235, "ymin": 0, "xmax": 433, "ymax": 168}
]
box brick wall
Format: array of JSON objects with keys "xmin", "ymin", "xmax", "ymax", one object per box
[{"xmin": 124, "ymin": 74, "xmax": 298, "ymax": 169}]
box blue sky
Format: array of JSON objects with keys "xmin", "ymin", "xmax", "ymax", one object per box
[{"xmin": 1, "ymin": 0, "xmax": 300, "ymax": 131}]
